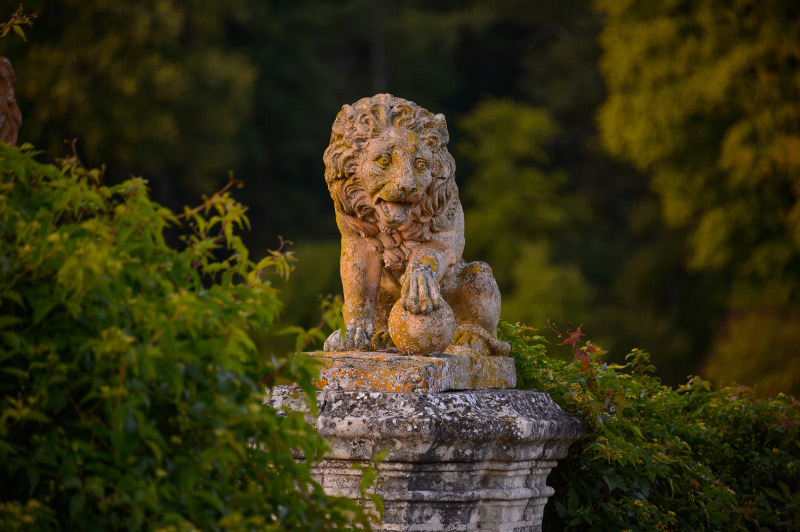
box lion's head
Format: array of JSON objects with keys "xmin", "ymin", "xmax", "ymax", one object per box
[{"xmin": 323, "ymin": 94, "xmax": 457, "ymax": 270}]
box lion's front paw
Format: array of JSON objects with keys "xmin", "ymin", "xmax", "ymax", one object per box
[
  {"xmin": 343, "ymin": 321, "xmax": 374, "ymax": 350},
  {"xmin": 401, "ymin": 264, "xmax": 443, "ymax": 315},
  {"xmin": 323, "ymin": 329, "xmax": 343, "ymax": 351}
]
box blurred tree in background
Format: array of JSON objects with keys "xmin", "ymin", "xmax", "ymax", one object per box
[
  {"xmin": 2, "ymin": 0, "xmax": 797, "ymax": 394},
  {"xmin": 457, "ymin": 99, "xmax": 593, "ymax": 328},
  {"xmin": 0, "ymin": 1, "xmax": 257, "ymax": 204},
  {"xmin": 596, "ymin": 0, "xmax": 800, "ymax": 393}
]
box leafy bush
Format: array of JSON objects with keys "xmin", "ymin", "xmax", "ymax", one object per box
[
  {"xmin": 0, "ymin": 143, "xmax": 374, "ymax": 530},
  {"xmin": 502, "ymin": 322, "xmax": 800, "ymax": 531}
]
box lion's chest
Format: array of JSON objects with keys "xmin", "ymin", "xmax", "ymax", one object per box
[{"xmin": 372, "ymin": 230, "xmax": 423, "ymax": 274}]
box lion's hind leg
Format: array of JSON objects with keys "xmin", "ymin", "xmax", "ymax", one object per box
[
  {"xmin": 444, "ymin": 261, "xmax": 510, "ymax": 356},
  {"xmin": 449, "ymin": 323, "xmax": 511, "ymax": 357},
  {"xmin": 445, "ymin": 261, "xmax": 502, "ymax": 333}
]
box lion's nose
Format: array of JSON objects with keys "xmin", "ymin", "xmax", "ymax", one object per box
[
  {"xmin": 382, "ymin": 180, "xmax": 419, "ymax": 202},
  {"xmin": 398, "ymin": 182, "xmax": 417, "ymax": 196},
  {"xmin": 395, "ymin": 167, "xmax": 420, "ymax": 197}
]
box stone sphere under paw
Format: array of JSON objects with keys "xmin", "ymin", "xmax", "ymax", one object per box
[{"xmin": 388, "ymin": 299, "xmax": 456, "ymax": 355}]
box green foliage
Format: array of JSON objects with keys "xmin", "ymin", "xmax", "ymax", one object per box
[
  {"xmin": 596, "ymin": 0, "xmax": 800, "ymax": 306},
  {"xmin": 1, "ymin": 5, "xmax": 36, "ymax": 42},
  {"xmin": 257, "ymin": 241, "xmax": 345, "ymax": 355},
  {"xmin": 595, "ymin": 0, "xmax": 800, "ymax": 390},
  {"xmin": 3, "ymin": 0, "xmax": 791, "ymax": 400},
  {"xmin": 0, "ymin": 142, "xmax": 375, "ymax": 530},
  {"xmin": 502, "ymin": 321, "xmax": 800, "ymax": 531},
  {"xmin": 458, "ymin": 99, "xmax": 593, "ymax": 327},
  {"xmin": 459, "ymin": 99, "xmax": 570, "ymax": 257},
  {"xmin": 277, "ymin": 294, "xmax": 346, "ymax": 354},
  {"xmin": 2, "ymin": 0, "xmax": 257, "ymax": 197},
  {"xmin": 1, "ymin": 0, "xmax": 722, "ymax": 389},
  {"xmin": 501, "ymin": 242, "xmax": 594, "ymax": 329}
]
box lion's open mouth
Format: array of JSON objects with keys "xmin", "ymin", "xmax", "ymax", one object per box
[{"xmin": 377, "ymin": 200, "xmax": 414, "ymax": 227}]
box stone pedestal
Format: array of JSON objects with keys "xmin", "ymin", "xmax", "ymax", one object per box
[
  {"xmin": 306, "ymin": 348, "xmax": 516, "ymax": 393},
  {"xmin": 267, "ymin": 356, "xmax": 584, "ymax": 532}
]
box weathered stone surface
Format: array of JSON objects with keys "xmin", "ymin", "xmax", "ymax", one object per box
[
  {"xmin": 306, "ymin": 350, "xmax": 516, "ymax": 393},
  {"xmin": 322, "ymin": 94, "xmax": 510, "ymax": 358},
  {"xmin": 389, "ymin": 299, "xmax": 456, "ymax": 355},
  {"xmin": 266, "ymin": 388, "xmax": 584, "ymax": 531}
]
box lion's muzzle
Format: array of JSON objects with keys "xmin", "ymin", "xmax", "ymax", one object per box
[{"xmin": 377, "ymin": 199, "xmax": 415, "ymax": 227}]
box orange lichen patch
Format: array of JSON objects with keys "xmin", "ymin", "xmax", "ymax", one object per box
[
  {"xmin": 420, "ymin": 255, "xmax": 438, "ymax": 272},
  {"xmin": 466, "ymin": 263, "xmax": 483, "ymax": 275},
  {"xmin": 305, "ymin": 350, "xmax": 516, "ymax": 393}
]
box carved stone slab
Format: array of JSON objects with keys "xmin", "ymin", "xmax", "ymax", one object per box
[
  {"xmin": 267, "ymin": 388, "xmax": 585, "ymax": 532},
  {"xmin": 306, "ymin": 349, "xmax": 516, "ymax": 393}
]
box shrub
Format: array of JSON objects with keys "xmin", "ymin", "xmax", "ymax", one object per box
[
  {"xmin": 0, "ymin": 143, "xmax": 374, "ymax": 530},
  {"xmin": 502, "ymin": 322, "xmax": 800, "ymax": 531}
]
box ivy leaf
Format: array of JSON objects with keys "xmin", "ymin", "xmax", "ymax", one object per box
[{"xmin": 603, "ymin": 471, "xmax": 626, "ymax": 494}]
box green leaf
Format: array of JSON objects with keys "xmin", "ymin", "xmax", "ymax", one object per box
[
  {"xmin": 368, "ymin": 492, "xmax": 385, "ymax": 518},
  {"xmin": 603, "ymin": 472, "xmax": 626, "ymax": 494},
  {"xmin": 63, "ymin": 477, "xmax": 82, "ymax": 490},
  {"xmin": 193, "ymin": 490, "xmax": 225, "ymax": 513},
  {"xmin": 32, "ymin": 300, "xmax": 57, "ymax": 325},
  {"xmin": 84, "ymin": 477, "xmax": 105, "ymax": 500},
  {"xmin": 26, "ymin": 467, "xmax": 41, "ymax": 496},
  {"xmin": 1, "ymin": 290, "xmax": 24, "ymax": 306},
  {"xmin": 69, "ymin": 492, "xmax": 85, "ymax": 520},
  {"xmin": 0, "ymin": 315, "xmax": 23, "ymax": 329},
  {"xmin": 12, "ymin": 24, "xmax": 26, "ymax": 42}
]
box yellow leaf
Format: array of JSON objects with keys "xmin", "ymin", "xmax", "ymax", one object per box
[{"xmin": 11, "ymin": 24, "xmax": 26, "ymax": 42}]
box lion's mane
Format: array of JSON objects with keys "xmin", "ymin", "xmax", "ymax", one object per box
[{"xmin": 323, "ymin": 94, "xmax": 457, "ymax": 272}]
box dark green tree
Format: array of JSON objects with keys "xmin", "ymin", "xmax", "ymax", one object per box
[
  {"xmin": 596, "ymin": 0, "xmax": 800, "ymax": 393},
  {"xmin": 0, "ymin": 1, "xmax": 258, "ymax": 206}
]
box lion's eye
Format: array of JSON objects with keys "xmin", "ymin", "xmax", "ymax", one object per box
[
  {"xmin": 414, "ymin": 160, "xmax": 428, "ymax": 172},
  {"xmin": 377, "ymin": 155, "xmax": 391, "ymax": 166}
]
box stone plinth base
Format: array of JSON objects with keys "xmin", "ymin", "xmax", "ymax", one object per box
[
  {"xmin": 267, "ymin": 388, "xmax": 584, "ymax": 532},
  {"xmin": 305, "ymin": 349, "xmax": 516, "ymax": 393}
]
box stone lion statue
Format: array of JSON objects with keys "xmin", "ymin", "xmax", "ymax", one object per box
[{"xmin": 323, "ymin": 94, "xmax": 509, "ymax": 357}]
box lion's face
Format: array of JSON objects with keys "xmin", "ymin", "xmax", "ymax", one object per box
[
  {"xmin": 324, "ymin": 95, "xmax": 457, "ymax": 260},
  {"xmin": 357, "ymin": 129, "xmax": 434, "ymax": 228}
]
